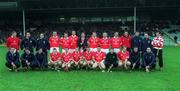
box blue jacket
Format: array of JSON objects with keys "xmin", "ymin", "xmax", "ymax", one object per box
[{"xmin": 6, "ymin": 51, "xmax": 19, "ymax": 63}]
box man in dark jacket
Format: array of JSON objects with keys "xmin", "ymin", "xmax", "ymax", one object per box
[
  {"xmin": 5, "ymin": 48, "xmax": 20, "ymax": 71},
  {"xmin": 35, "ymin": 48, "xmax": 47, "ymax": 69},
  {"xmin": 20, "ymin": 32, "xmax": 36, "ymax": 53},
  {"xmin": 21, "ymin": 48, "xmax": 39, "ymax": 70},
  {"xmin": 105, "ymin": 48, "xmax": 118, "ymax": 72},
  {"xmin": 130, "ymin": 47, "xmax": 140, "ymax": 70},
  {"xmin": 78, "ymin": 32, "xmax": 88, "ymax": 51},
  {"xmin": 141, "ymin": 33, "xmax": 153, "ymax": 54},
  {"xmin": 143, "ymin": 47, "xmax": 156, "ymax": 72},
  {"xmin": 131, "ymin": 32, "xmax": 142, "ymax": 52}
]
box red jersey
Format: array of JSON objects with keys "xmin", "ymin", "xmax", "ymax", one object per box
[
  {"xmin": 50, "ymin": 52, "xmax": 61, "ymax": 62},
  {"xmin": 69, "ymin": 35, "xmax": 78, "ymax": 49},
  {"xmin": 49, "ymin": 36, "xmax": 61, "ymax": 47},
  {"xmin": 6, "ymin": 36, "xmax": 20, "ymax": 50},
  {"xmin": 93, "ymin": 51, "xmax": 106, "ymax": 63},
  {"xmin": 117, "ymin": 51, "xmax": 129, "ymax": 61},
  {"xmin": 151, "ymin": 36, "xmax": 164, "ymax": 49},
  {"xmin": 121, "ymin": 35, "xmax": 131, "ymax": 48},
  {"xmin": 72, "ymin": 51, "xmax": 83, "ymax": 62},
  {"xmin": 61, "ymin": 37, "xmax": 71, "ymax": 49},
  {"xmin": 83, "ymin": 51, "xmax": 93, "ymax": 61},
  {"xmin": 111, "ymin": 37, "xmax": 122, "ymax": 48},
  {"xmin": 61, "ymin": 52, "xmax": 72, "ymax": 63},
  {"xmin": 100, "ymin": 37, "xmax": 111, "ymax": 49},
  {"xmin": 88, "ymin": 37, "xmax": 100, "ymax": 48}
]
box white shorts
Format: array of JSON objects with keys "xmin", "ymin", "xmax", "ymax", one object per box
[
  {"xmin": 114, "ymin": 48, "xmax": 120, "ymax": 53},
  {"xmin": 90, "ymin": 48, "xmax": 97, "ymax": 52},
  {"xmin": 101, "ymin": 49, "xmax": 109, "ymax": 54},
  {"xmin": 69, "ymin": 49, "xmax": 76, "ymax": 53},
  {"xmin": 50, "ymin": 47, "xmax": 59, "ymax": 53}
]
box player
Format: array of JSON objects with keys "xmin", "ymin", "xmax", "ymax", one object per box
[
  {"xmin": 69, "ymin": 31, "xmax": 78, "ymax": 53},
  {"xmin": 49, "ymin": 31, "xmax": 61, "ymax": 53},
  {"xmin": 88, "ymin": 32, "xmax": 100, "ymax": 52},
  {"xmin": 92, "ymin": 47, "xmax": 106, "ymax": 72},
  {"xmin": 20, "ymin": 32, "xmax": 36, "ymax": 53},
  {"xmin": 117, "ymin": 46, "xmax": 131, "ymax": 70},
  {"xmin": 100, "ymin": 32, "xmax": 111, "ymax": 54},
  {"xmin": 71, "ymin": 48, "xmax": 83, "ymax": 69},
  {"xmin": 49, "ymin": 48, "xmax": 61, "ymax": 71},
  {"xmin": 5, "ymin": 48, "xmax": 20, "ymax": 72},
  {"xmin": 141, "ymin": 33, "xmax": 153, "ymax": 54},
  {"xmin": 6, "ymin": 31, "xmax": 20, "ymax": 51},
  {"xmin": 111, "ymin": 32, "xmax": 122, "ymax": 53},
  {"xmin": 61, "ymin": 33, "xmax": 71, "ymax": 53},
  {"xmin": 78, "ymin": 32, "xmax": 88, "ymax": 51},
  {"xmin": 83, "ymin": 47, "xmax": 94, "ymax": 69},
  {"xmin": 151, "ymin": 31, "xmax": 164, "ymax": 71},
  {"xmin": 142, "ymin": 47, "xmax": 156, "ymax": 72},
  {"xmin": 61, "ymin": 48, "xmax": 73, "ymax": 71},
  {"xmin": 121, "ymin": 31, "xmax": 131, "ymax": 52}
]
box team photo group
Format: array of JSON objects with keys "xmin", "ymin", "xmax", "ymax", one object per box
[{"xmin": 5, "ymin": 30, "xmax": 164, "ymax": 72}]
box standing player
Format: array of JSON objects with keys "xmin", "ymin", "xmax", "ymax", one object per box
[
  {"xmin": 121, "ymin": 31, "xmax": 131, "ymax": 52},
  {"xmin": 117, "ymin": 46, "xmax": 131, "ymax": 70},
  {"xmin": 131, "ymin": 31, "xmax": 142, "ymax": 51},
  {"xmin": 83, "ymin": 47, "xmax": 94, "ymax": 69},
  {"xmin": 20, "ymin": 32, "xmax": 36, "ymax": 53},
  {"xmin": 111, "ymin": 32, "xmax": 122, "ymax": 53},
  {"xmin": 6, "ymin": 31, "xmax": 20, "ymax": 51},
  {"xmin": 69, "ymin": 31, "xmax": 78, "ymax": 53},
  {"xmin": 92, "ymin": 47, "xmax": 106, "ymax": 72},
  {"xmin": 49, "ymin": 48, "xmax": 61, "ymax": 71},
  {"xmin": 61, "ymin": 48, "xmax": 73, "ymax": 71},
  {"xmin": 142, "ymin": 47, "xmax": 156, "ymax": 72},
  {"xmin": 142, "ymin": 33, "xmax": 153, "ymax": 54},
  {"xmin": 88, "ymin": 32, "xmax": 100, "ymax": 52},
  {"xmin": 49, "ymin": 31, "xmax": 61, "ymax": 53},
  {"xmin": 36, "ymin": 33, "xmax": 50, "ymax": 68},
  {"xmin": 78, "ymin": 32, "xmax": 88, "ymax": 51},
  {"xmin": 100, "ymin": 32, "xmax": 111, "ymax": 54},
  {"xmin": 151, "ymin": 32, "xmax": 164, "ymax": 71},
  {"xmin": 61, "ymin": 33, "xmax": 71, "ymax": 53},
  {"xmin": 5, "ymin": 48, "xmax": 20, "ymax": 72},
  {"xmin": 71, "ymin": 48, "xmax": 83, "ymax": 69}
]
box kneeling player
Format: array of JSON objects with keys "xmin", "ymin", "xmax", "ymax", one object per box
[
  {"xmin": 5, "ymin": 48, "xmax": 20, "ymax": 72},
  {"xmin": 21, "ymin": 48, "xmax": 39, "ymax": 70},
  {"xmin": 117, "ymin": 46, "xmax": 131, "ymax": 70},
  {"xmin": 130, "ymin": 47, "xmax": 140, "ymax": 70},
  {"xmin": 71, "ymin": 48, "xmax": 83, "ymax": 69},
  {"xmin": 49, "ymin": 48, "xmax": 61, "ymax": 71},
  {"xmin": 61, "ymin": 48, "xmax": 73, "ymax": 71},
  {"xmin": 105, "ymin": 48, "xmax": 118, "ymax": 72},
  {"xmin": 35, "ymin": 48, "xmax": 47, "ymax": 70},
  {"xmin": 142, "ymin": 47, "xmax": 156, "ymax": 72},
  {"xmin": 93, "ymin": 47, "xmax": 106, "ymax": 72},
  {"xmin": 83, "ymin": 47, "xmax": 94, "ymax": 69}
]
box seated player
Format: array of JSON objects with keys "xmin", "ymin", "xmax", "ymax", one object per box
[
  {"xmin": 117, "ymin": 46, "xmax": 131, "ymax": 70},
  {"xmin": 49, "ymin": 48, "xmax": 61, "ymax": 71},
  {"xmin": 130, "ymin": 47, "xmax": 141, "ymax": 70},
  {"xmin": 21, "ymin": 48, "xmax": 39, "ymax": 70},
  {"xmin": 71, "ymin": 48, "xmax": 83, "ymax": 69},
  {"xmin": 82, "ymin": 47, "xmax": 94, "ymax": 69},
  {"xmin": 35, "ymin": 48, "xmax": 47, "ymax": 70},
  {"xmin": 5, "ymin": 48, "xmax": 20, "ymax": 72},
  {"xmin": 92, "ymin": 47, "xmax": 106, "ymax": 72},
  {"xmin": 142, "ymin": 47, "xmax": 156, "ymax": 72},
  {"xmin": 61, "ymin": 48, "xmax": 73, "ymax": 71},
  {"xmin": 105, "ymin": 48, "xmax": 118, "ymax": 72}
]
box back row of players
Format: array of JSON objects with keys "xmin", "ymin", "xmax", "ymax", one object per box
[{"xmin": 5, "ymin": 30, "xmax": 164, "ymax": 72}]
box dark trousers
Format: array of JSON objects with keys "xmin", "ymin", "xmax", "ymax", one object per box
[
  {"xmin": 153, "ymin": 49, "xmax": 163, "ymax": 68},
  {"xmin": 43, "ymin": 51, "xmax": 48, "ymax": 68},
  {"xmin": 5, "ymin": 61, "xmax": 20, "ymax": 69},
  {"xmin": 21, "ymin": 61, "xmax": 39, "ymax": 69}
]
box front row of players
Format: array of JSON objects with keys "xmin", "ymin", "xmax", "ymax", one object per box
[{"xmin": 6, "ymin": 46, "xmax": 155, "ymax": 72}]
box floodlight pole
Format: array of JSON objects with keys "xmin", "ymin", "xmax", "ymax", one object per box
[
  {"xmin": 133, "ymin": 7, "xmax": 136, "ymax": 33},
  {"xmin": 22, "ymin": 10, "xmax": 26, "ymax": 36}
]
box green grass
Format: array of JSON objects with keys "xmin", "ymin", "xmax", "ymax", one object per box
[{"xmin": 0, "ymin": 46, "xmax": 180, "ymax": 91}]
